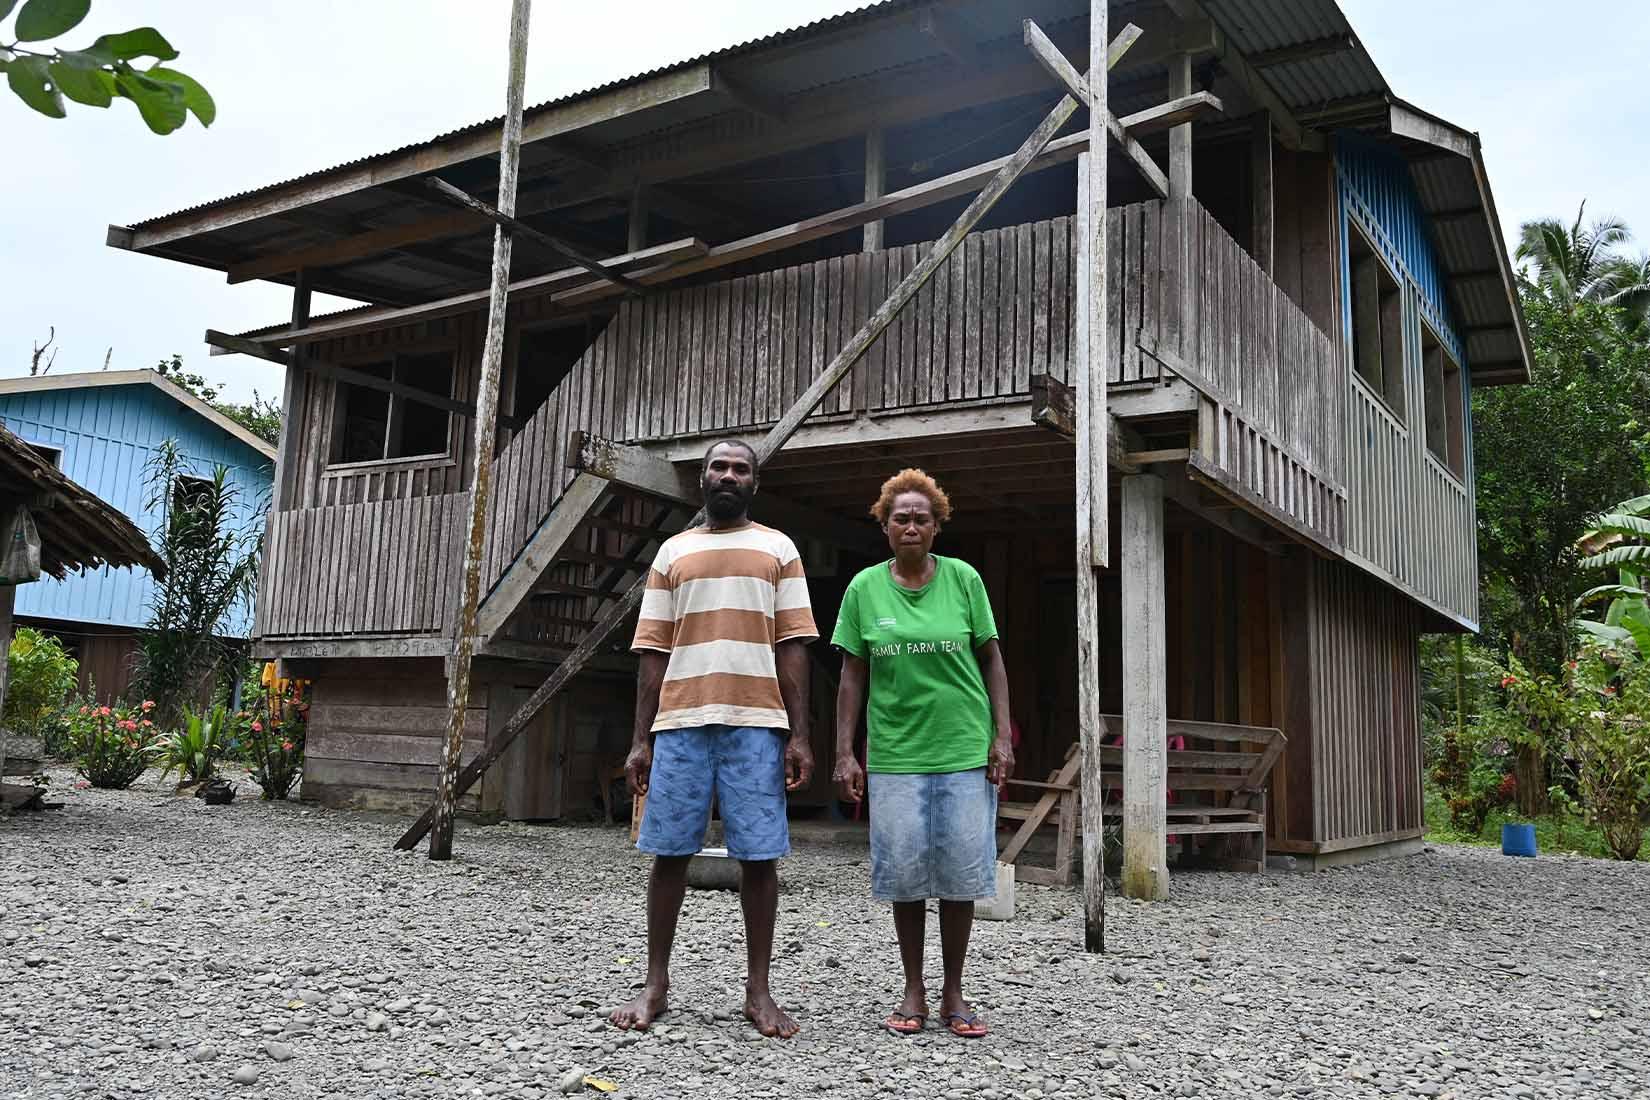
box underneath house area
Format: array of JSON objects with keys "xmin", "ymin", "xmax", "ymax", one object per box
[{"xmin": 288, "ymin": 409, "xmax": 1432, "ymax": 867}]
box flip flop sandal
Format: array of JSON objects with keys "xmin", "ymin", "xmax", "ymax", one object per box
[
  {"xmin": 942, "ymin": 1011, "xmax": 989, "ymax": 1038},
  {"xmin": 883, "ymin": 1011, "xmax": 926, "ymax": 1035}
]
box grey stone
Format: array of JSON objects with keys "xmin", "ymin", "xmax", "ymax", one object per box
[
  {"xmin": 264, "ymin": 1041, "xmax": 295, "ymax": 1062},
  {"xmin": 190, "ymin": 1044, "xmax": 218, "ymax": 1063},
  {"xmin": 558, "ymin": 1067, "xmax": 589, "ymax": 1094},
  {"xmin": 230, "ymin": 1065, "xmax": 260, "ymax": 1085},
  {"xmin": 365, "ymin": 1012, "xmax": 390, "ymax": 1032}
]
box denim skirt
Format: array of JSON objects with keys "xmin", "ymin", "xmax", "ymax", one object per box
[{"xmin": 867, "ymin": 768, "xmax": 998, "ymax": 902}]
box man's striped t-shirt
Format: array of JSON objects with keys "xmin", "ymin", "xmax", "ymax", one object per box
[{"xmin": 631, "ymin": 522, "xmax": 818, "ymax": 732}]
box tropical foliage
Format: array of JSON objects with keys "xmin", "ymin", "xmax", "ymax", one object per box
[
  {"xmin": 132, "ymin": 440, "xmax": 261, "ymax": 731},
  {"xmin": 158, "ymin": 703, "xmax": 230, "ymax": 785},
  {"xmin": 3, "ymin": 626, "xmax": 78, "ymax": 755},
  {"xmin": 0, "ymin": 0, "xmax": 213, "ymax": 133},
  {"xmin": 154, "ymin": 355, "xmax": 281, "ymax": 446},
  {"xmin": 1516, "ymin": 203, "xmax": 1650, "ymax": 323},
  {"xmin": 243, "ymin": 673, "xmax": 307, "ymax": 801},
  {"xmin": 66, "ymin": 699, "xmax": 158, "ymax": 789}
]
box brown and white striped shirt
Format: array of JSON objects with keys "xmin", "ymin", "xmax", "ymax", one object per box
[{"xmin": 631, "ymin": 522, "xmax": 817, "ymax": 732}]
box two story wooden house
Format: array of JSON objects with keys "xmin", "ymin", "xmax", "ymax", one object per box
[{"xmin": 109, "ymin": 0, "xmax": 1529, "ymax": 869}]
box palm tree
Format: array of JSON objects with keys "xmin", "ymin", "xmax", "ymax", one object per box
[{"xmin": 1517, "ymin": 203, "xmax": 1650, "ymax": 324}]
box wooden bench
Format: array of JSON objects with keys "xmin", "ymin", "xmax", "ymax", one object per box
[{"xmin": 997, "ymin": 718, "xmax": 1287, "ymax": 884}]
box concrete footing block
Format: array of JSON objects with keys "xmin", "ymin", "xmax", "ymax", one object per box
[{"xmin": 685, "ymin": 847, "xmax": 741, "ymax": 891}]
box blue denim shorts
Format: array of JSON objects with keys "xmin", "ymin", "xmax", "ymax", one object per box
[
  {"xmin": 636, "ymin": 725, "xmax": 790, "ymax": 862},
  {"xmin": 868, "ymin": 768, "xmax": 998, "ymax": 902}
]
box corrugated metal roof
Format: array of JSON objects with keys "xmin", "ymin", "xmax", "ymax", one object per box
[
  {"xmin": 1202, "ymin": 0, "xmax": 1387, "ymax": 111},
  {"xmin": 130, "ymin": 0, "xmax": 924, "ymax": 230}
]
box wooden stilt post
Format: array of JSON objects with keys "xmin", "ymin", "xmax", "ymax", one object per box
[
  {"xmin": 1070, "ymin": 0, "xmax": 1111, "ymax": 954},
  {"xmin": 862, "ymin": 127, "xmax": 886, "ymax": 253},
  {"xmin": 427, "ymin": 0, "xmax": 533, "ymax": 861},
  {"xmin": 1168, "ymin": 54, "xmax": 1193, "ymax": 200},
  {"xmin": 395, "ymin": 44, "xmax": 1096, "ymax": 854},
  {"xmin": 1121, "ymin": 473, "xmax": 1168, "ymax": 900},
  {"xmin": 627, "ymin": 182, "xmax": 648, "ymax": 254},
  {"xmin": 1250, "ymin": 110, "xmax": 1274, "ymax": 276}
]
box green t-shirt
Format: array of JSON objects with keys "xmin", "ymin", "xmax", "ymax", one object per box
[{"xmin": 830, "ymin": 555, "xmax": 999, "ymax": 774}]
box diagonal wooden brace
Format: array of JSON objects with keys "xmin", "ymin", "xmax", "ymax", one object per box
[
  {"xmin": 1023, "ymin": 19, "xmax": 1171, "ymax": 199},
  {"xmin": 393, "ymin": 45, "xmax": 1110, "ymax": 853}
]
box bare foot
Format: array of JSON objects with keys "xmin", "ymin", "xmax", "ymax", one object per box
[
  {"xmin": 609, "ymin": 985, "xmax": 668, "ymax": 1030},
  {"xmin": 744, "ymin": 987, "xmax": 800, "ymax": 1039}
]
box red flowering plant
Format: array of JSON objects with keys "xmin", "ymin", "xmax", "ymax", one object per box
[
  {"xmin": 65, "ymin": 698, "xmax": 160, "ymax": 789},
  {"xmin": 244, "ymin": 673, "xmax": 307, "ymax": 800}
]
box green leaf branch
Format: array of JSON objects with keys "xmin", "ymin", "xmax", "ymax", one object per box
[{"xmin": 1, "ymin": 0, "xmax": 212, "ymax": 133}]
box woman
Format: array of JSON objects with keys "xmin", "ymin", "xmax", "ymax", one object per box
[{"xmin": 830, "ymin": 469, "xmax": 1014, "ymax": 1039}]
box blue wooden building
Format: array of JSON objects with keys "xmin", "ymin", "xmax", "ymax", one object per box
[{"xmin": 0, "ymin": 370, "xmax": 274, "ymax": 700}]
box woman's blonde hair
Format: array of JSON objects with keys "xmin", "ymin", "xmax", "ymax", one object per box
[{"xmin": 869, "ymin": 468, "xmax": 953, "ymax": 525}]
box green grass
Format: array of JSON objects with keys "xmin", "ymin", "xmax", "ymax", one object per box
[{"xmin": 1421, "ymin": 783, "xmax": 1646, "ymax": 861}]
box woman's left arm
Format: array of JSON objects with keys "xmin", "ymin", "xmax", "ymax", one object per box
[{"xmin": 975, "ymin": 638, "xmax": 1014, "ymax": 788}]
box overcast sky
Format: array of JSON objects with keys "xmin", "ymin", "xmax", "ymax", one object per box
[{"xmin": 5, "ymin": 1, "xmax": 1646, "ymax": 403}]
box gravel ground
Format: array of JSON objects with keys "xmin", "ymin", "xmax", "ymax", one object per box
[{"xmin": 2, "ymin": 768, "xmax": 1647, "ymax": 1100}]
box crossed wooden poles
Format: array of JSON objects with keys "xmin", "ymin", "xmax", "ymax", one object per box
[{"xmin": 406, "ymin": 7, "xmax": 1212, "ymax": 953}]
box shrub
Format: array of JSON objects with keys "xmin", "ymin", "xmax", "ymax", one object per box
[
  {"xmin": 4, "ymin": 627, "xmax": 78, "ymax": 756},
  {"xmin": 159, "ymin": 704, "xmax": 231, "ymax": 785},
  {"xmin": 244, "ymin": 674, "xmax": 306, "ymax": 800},
  {"xmin": 1566, "ymin": 650, "xmax": 1650, "ymax": 860},
  {"xmin": 66, "ymin": 700, "xmax": 159, "ymax": 789}
]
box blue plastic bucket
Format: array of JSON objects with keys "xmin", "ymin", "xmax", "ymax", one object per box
[{"xmin": 1501, "ymin": 823, "xmax": 1537, "ymax": 858}]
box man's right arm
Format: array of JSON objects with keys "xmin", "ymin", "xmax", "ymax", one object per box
[{"xmin": 627, "ymin": 650, "xmax": 669, "ymax": 796}]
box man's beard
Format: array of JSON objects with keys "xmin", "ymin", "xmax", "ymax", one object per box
[{"xmin": 704, "ymin": 483, "xmax": 752, "ymax": 521}]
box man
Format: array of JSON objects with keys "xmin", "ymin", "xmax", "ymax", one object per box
[{"xmin": 610, "ymin": 439, "xmax": 816, "ymax": 1039}]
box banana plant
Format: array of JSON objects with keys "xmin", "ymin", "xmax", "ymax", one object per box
[{"xmin": 1575, "ymin": 494, "xmax": 1650, "ymax": 655}]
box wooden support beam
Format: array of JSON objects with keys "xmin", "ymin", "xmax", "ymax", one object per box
[
  {"xmin": 394, "ymin": 44, "xmax": 1093, "ymax": 855},
  {"xmin": 1161, "ymin": 0, "xmax": 1321, "ymax": 152},
  {"xmin": 1250, "ymin": 110, "xmax": 1274, "ymax": 276},
  {"xmin": 1029, "ymin": 374, "xmax": 1143, "ymax": 474},
  {"xmin": 243, "ymin": 237, "xmax": 707, "ymax": 347},
  {"xmin": 1074, "ymin": 0, "xmax": 1113, "ymax": 953},
  {"xmin": 1118, "ymin": 91, "xmax": 1224, "ymax": 136},
  {"xmin": 1023, "ymin": 19, "xmax": 1169, "ymax": 200},
  {"xmin": 710, "ymin": 67, "xmax": 786, "ymax": 124},
  {"xmin": 1168, "ymin": 54, "xmax": 1194, "ymax": 199},
  {"xmin": 917, "ymin": 5, "xmax": 981, "ymax": 69},
  {"xmin": 428, "ymin": 0, "xmax": 531, "ymax": 862},
  {"xmin": 627, "ymin": 182, "xmax": 648, "ymax": 253},
  {"xmin": 423, "ymin": 177, "xmax": 648, "ymax": 294},
  {"xmin": 203, "ymin": 329, "xmax": 521, "ymax": 430},
  {"xmin": 862, "ymin": 127, "xmax": 886, "ymax": 253},
  {"xmin": 1245, "ymin": 34, "xmax": 1356, "ymax": 69},
  {"xmin": 271, "ymin": 276, "xmax": 309, "ymax": 513},
  {"xmin": 1121, "ymin": 474, "xmax": 1168, "ymax": 900}
]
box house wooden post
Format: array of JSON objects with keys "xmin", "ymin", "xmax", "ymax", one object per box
[
  {"xmin": 627, "ymin": 182, "xmax": 648, "ymax": 253},
  {"xmin": 1069, "ymin": 0, "xmax": 1111, "ymax": 954},
  {"xmin": 1250, "ymin": 110, "xmax": 1274, "ymax": 275},
  {"xmin": 1121, "ymin": 473, "xmax": 1168, "ymax": 900},
  {"xmin": 863, "ymin": 127, "xmax": 886, "ymax": 252},
  {"xmin": 272, "ymin": 272, "xmax": 310, "ymax": 513},
  {"xmin": 427, "ymin": 0, "xmax": 532, "ymax": 861},
  {"xmin": 1168, "ymin": 55, "xmax": 1193, "ymax": 198}
]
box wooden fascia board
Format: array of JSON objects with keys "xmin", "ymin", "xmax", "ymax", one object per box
[
  {"xmin": 116, "ymin": 64, "xmax": 715, "ymax": 253},
  {"xmin": 1388, "ymin": 101, "xmax": 1474, "ymax": 159}
]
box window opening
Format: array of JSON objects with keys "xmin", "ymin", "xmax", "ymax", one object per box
[
  {"xmin": 1420, "ymin": 319, "xmax": 1465, "ymax": 478},
  {"xmin": 1348, "ymin": 225, "xmax": 1405, "ymax": 420},
  {"xmin": 332, "ymin": 351, "xmax": 455, "ymax": 464}
]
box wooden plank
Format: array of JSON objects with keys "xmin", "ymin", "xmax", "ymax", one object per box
[
  {"xmin": 1124, "ymin": 202, "xmax": 1142, "ymax": 382},
  {"xmin": 1106, "ymin": 208, "xmax": 1123, "ymax": 383},
  {"xmin": 1032, "ymin": 219, "xmax": 1051, "ymax": 384},
  {"xmin": 1015, "ymin": 223, "xmax": 1035, "ymax": 392},
  {"xmin": 996, "ymin": 230, "xmax": 1017, "ymax": 398},
  {"xmin": 1250, "ymin": 112, "xmax": 1274, "ymax": 276},
  {"xmin": 863, "ymin": 126, "xmax": 886, "ymax": 252},
  {"xmin": 1050, "ymin": 216, "xmax": 1070, "ymax": 385},
  {"xmin": 963, "ymin": 234, "xmax": 982, "ymax": 401},
  {"xmin": 1118, "ymin": 91, "xmax": 1224, "ymax": 136},
  {"xmin": 476, "ymin": 473, "xmax": 608, "ymax": 643}
]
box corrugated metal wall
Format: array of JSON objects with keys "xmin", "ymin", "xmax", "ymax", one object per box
[
  {"xmin": 0, "ymin": 383, "xmax": 272, "ymax": 636},
  {"xmin": 1333, "ymin": 130, "xmax": 1479, "ymax": 627}
]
